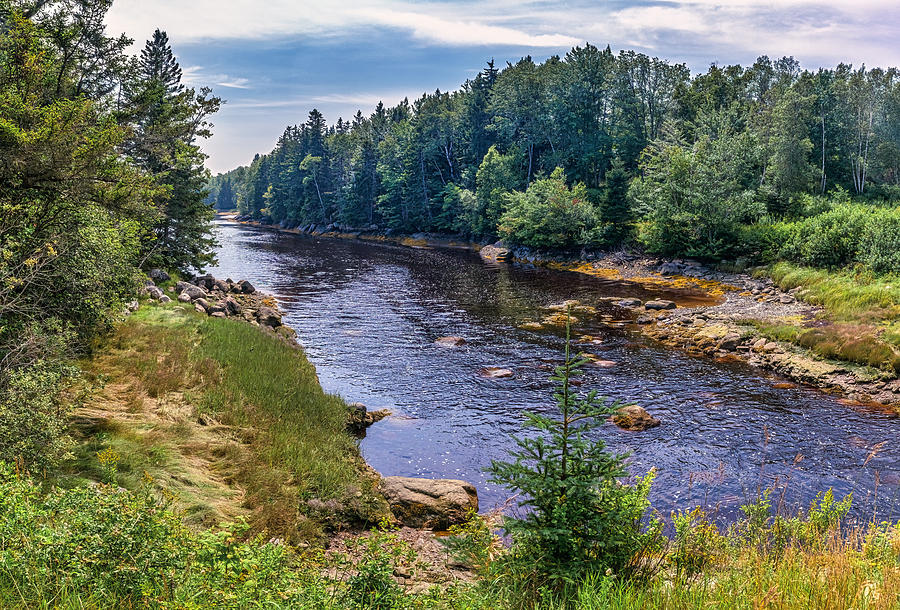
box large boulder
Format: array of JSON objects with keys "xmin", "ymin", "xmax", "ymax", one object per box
[
  {"xmin": 239, "ymin": 280, "xmax": 256, "ymax": 294},
  {"xmin": 611, "ymin": 405, "xmax": 660, "ymax": 431},
  {"xmin": 479, "ymin": 243, "xmax": 510, "ymax": 263},
  {"xmin": 256, "ymin": 305, "xmax": 282, "ymax": 327},
  {"xmin": 380, "ymin": 476, "xmax": 478, "ymax": 529},
  {"xmin": 147, "ymin": 285, "xmax": 164, "ymax": 300},
  {"xmin": 184, "ymin": 285, "xmax": 207, "ymax": 300},
  {"xmin": 223, "ymin": 296, "xmax": 242, "ymax": 316}
]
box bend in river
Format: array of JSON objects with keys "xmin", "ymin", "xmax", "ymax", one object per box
[{"xmin": 210, "ymin": 220, "xmax": 900, "ymax": 523}]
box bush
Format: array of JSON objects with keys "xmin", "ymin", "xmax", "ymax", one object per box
[
  {"xmin": 498, "ymin": 168, "xmax": 602, "ymax": 250},
  {"xmin": 860, "ymin": 208, "xmax": 900, "ymax": 273},
  {"xmin": 0, "ymin": 358, "xmax": 79, "ymax": 474},
  {"xmin": 488, "ymin": 320, "xmax": 659, "ymax": 591},
  {"xmin": 780, "ymin": 204, "xmax": 870, "ymax": 268}
]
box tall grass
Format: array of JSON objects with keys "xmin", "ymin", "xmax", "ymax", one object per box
[
  {"xmin": 78, "ymin": 305, "xmax": 387, "ymax": 542},
  {"xmin": 768, "ymin": 262, "xmax": 900, "ymax": 323}
]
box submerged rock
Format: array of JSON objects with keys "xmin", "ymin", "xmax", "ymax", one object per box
[
  {"xmin": 611, "ymin": 405, "xmax": 661, "ymax": 431},
  {"xmin": 435, "ymin": 336, "xmax": 467, "ymax": 347},
  {"xmin": 480, "ymin": 367, "xmax": 513, "ymax": 379},
  {"xmin": 380, "ymin": 476, "xmax": 478, "ymax": 529}
]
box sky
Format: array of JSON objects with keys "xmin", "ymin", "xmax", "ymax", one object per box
[{"xmin": 105, "ymin": 0, "xmax": 900, "ymax": 174}]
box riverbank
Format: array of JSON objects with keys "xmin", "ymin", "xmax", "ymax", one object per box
[
  {"xmin": 224, "ymin": 215, "xmax": 900, "ymax": 411},
  {"xmin": 65, "ymin": 273, "xmax": 481, "ymax": 591}
]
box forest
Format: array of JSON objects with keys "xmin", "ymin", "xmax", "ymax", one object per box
[{"xmin": 210, "ymin": 48, "xmax": 900, "ymax": 269}]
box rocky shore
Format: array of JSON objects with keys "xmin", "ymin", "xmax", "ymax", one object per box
[{"xmin": 551, "ymin": 257, "xmax": 900, "ymax": 410}]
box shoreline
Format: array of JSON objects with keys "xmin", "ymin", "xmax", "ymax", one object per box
[{"xmin": 221, "ymin": 214, "xmax": 900, "ymax": 412}]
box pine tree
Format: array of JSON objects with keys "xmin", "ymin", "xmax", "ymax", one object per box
[
  {"xmin": 127, "ymin": 29, "xmax": 220, "ymax": 274},
  {"xmin": 488, "ymin": 318, "xmax": 657, "ymax": 589},
  {"xmin": 139, "ymin": 29, "xmax": 183, "ymax": 96}
]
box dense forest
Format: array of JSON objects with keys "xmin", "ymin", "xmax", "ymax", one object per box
[
  {"xmin": 210, "ymin": 49, "xmax": 900, "ymax": 268},
  {"xmin": 0, "ymin": 0, "xmax": 217, "ymax": 469}
]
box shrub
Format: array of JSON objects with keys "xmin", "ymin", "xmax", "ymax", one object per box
[
  {"xmin": 781, "ymin": 204, "xmax": 870, "ymax": 268},
  {"xmin": 488, "ymin": 319, "xmax": 659, "ymax": 591},
  {"xmin": 860, "ymin": 208, "xmax": 900, "ymax": 273},
  {"xmin": 498, "ymin": 168, "xmax": 603, "ymax": 250},
  {"xmin": 0, "ymin": 359, "xmax": 79, "ymax": 474}
]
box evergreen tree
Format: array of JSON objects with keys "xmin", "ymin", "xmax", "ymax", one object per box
[
  {"xmin": 139, "ymin": 29, "xmax": 183, "ymax": 96},
  {"xmin": 127, "ymin": 29, "xmax": 220, "ymax": 274}
]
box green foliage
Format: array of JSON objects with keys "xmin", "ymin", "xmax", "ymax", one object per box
[
  {"xmin": 498, "ymin": 168, "xmax": 602, "ymax": 249},
  {"xmin": 488, "ymin": 319, "xmax": 658, "ymax": 590},
  {"xmin": 0, "ymin": 359, "xmax": 78, "ymax": 474},
  {"xmin": 629, "ymin": 125, "xmax": 765, "ymax": 259},
  {"xmin": 670, "ymin": 507, "xmax": 725, "ymax": 579},
  {"xmin": 338, "ymin": 525, "xmax": 418, "ymax": 610},
  {"xmin": 442, "ymin": 511, "xmax": 502, "ymax": 574}
]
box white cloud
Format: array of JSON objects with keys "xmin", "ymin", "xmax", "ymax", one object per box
[{"xmin": 215, "ymin": 78, "xmax": 251, "ymax": 89}]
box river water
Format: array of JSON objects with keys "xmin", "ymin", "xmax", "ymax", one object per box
[{"xmin": 210, "ymin": 220, "xmax": 900, "ymax": 523}]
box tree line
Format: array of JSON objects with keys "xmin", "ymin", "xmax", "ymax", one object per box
[
  {"xmin": 210, "ymin": 47, "xmax": 900, "ymax": 263},
  {"xmin": 0, "ymin": 0, "xmax": 217, "ymax": 470}
]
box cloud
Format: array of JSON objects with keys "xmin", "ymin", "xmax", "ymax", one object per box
[{"xmin": 215, "ymin": 78, "xmax": 251, "ymax": 89}]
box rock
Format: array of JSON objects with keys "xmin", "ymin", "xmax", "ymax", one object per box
[
  {"xmin": 479, "ymin": 243, "xmax": 510, "ymax": 263},
  {"xmin": 159, "ymin": 295, "xmax": 171, "ymax": 304},
  {"xmin": 174, "ymin": 280, "xmax": 192, "ymax": 294},
  {"xmin": 126, "ymin": 300, "xmax": 139, "ymax": 312},
  {"xmin": 347, "ymin": 403, "xmax": 393, "ymax": 435},
  {"xmin": 275, "ymin": 326, "xmax": 296, "ymax": 341},
  {"xmin": 589, "ymin": 359, "xmax": 617, "ymax": 368},
  {"xmin": 611, "ymin": 405, "xmax": 661, "ymax": 431},
  {"xmin": 779, "ymin": 295, "xmax": 795, "ymax": 304},
  {"xmin": 479, "ymin": 367, "xmax": 513, "ymax": 379},
  {"xmin": 239, "ymin": 280, "xmax": 255, "ymax": 294},
  {"xmin": 645, "ymin": 299, "xmax": 677, "ymax": 311},
  {"xmin": 213, "ymin": 279, "xmax": 230, "ymax": 292},
  {"xmin": 177, "ymin": 292, "xmax": 192, "ymax": 303},
  {"xmin": 615, "ymin": 298, "xmax": 642, "ymax": 308},
  {"xmin": 210, "ymin": 311, "xmax": 226, "ymax": 319},
  {"xmin": 194, "ymin": 303, "xmax": 207, "ymax": 314},
  {"xmin": 147, "ymin": 285, "xmax": 164, "ymax": 300},
  {"xmin": 223, "ymin": 296, "xmax": 242, "ymax": 316},
  {"xmin": 149, "ymin": 268, "xmax": 170, "ymax": 283},
  {"xmin": 181, "ymin": 284, "xmax": 207, "ymax": 300},
  {"xmin": 208, "ymin": 304, "xmax": 226, "ymax": 315},
  {"xmin": 380, "ymin": 476, "xmax": 478, "ymax": 530},
  {"xmin": 752, "ymin": 338, "xmax": 767, "ymax": 351},
  {"xmin": 256, "ymin": 305, "xmax": 282, "ymax": 327},
  {"xmin": 435, "ymin": 336, "xmax": 466, "ymax": 347},
  {"xmin": 658, "ymin": 262, "xmax": 683, "ymax": 275},
  {"xmin": 195, "ymin": 298, "xmax": 209, "ymax": 311},
  {"xmin": 717, "ymin": 333, "xmax": 742, "ymax": 351},
  {"xmin": 636, "ymin": 315, "xmax": 654, "ymax": 324}
]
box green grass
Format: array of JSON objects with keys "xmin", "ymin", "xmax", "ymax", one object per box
[
  {"xmin": 767, "ymin": 262, "xmax": 900, "ymax": 323},
  {"xmin": 74, "ymin": 303, "xmax": 387, "ymax": 542}
]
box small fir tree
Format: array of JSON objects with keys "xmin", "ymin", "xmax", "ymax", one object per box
[{"xmin": 489, "ymin": 316, "xmax": 657, "ymax": 588}]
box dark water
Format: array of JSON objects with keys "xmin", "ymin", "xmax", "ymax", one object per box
[{"xmin": 210, "ymin": 221, "xmax": 900, "ymax": 523}]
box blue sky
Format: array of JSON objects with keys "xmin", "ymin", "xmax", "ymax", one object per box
[{"xmin": 106, "ymin": 0, "xmax": 900, "ymax": 174}]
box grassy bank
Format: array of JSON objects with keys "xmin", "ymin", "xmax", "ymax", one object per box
[
  {"xmin": 69, "ymin": 303, "xmax": 387, "ymax": 541},
  {"xmin": 744, "ymin": 263, "xmax": 900, "ymax": 376},
  {"xmin": 2, "ymin": 301, "xmax": 900, "ymax": 608}
]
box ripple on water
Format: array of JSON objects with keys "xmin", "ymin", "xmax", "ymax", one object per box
[{"xmin": 210, "ymin": 221, "xmax": 900, "ymax": 522}]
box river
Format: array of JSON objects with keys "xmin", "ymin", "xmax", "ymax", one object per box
[{"xmin": 210, "ymin": 220, "xmax": 900, "ymax": 523}]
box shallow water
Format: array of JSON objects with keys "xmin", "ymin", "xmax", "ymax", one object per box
[{"xmin": 210, "ymin": 221, "xmax": 900, "ymax": 522}]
